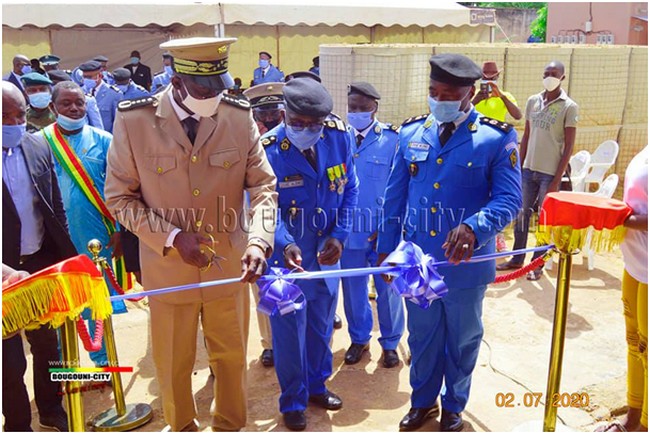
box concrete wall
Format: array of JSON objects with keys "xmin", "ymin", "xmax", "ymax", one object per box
[
  {"xmin": 547, "ymin": 2, "xmax": 648, "ymax": 45},
  {"xmin": 493, "ymin": 7, "xmax": 539, "ymax": 43}
]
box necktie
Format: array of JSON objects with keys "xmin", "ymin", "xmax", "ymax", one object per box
[
  {"xmin": 303, "ymin": 148, "xmax": 317, "ymax": 171},
  {"xmin": 262, "ymin": 69, "xmax": 266, "ymax": 78},
  {"xmin": 439, "ymin": 122, "xmax": 455, "ymax": 146},
  {"xmin": 182, "ymin": 117, "xmax": 198, "ymax": 144},
  {"xmin": 356, "ymin": 134, "xmax": 363, "ymax": 147}
]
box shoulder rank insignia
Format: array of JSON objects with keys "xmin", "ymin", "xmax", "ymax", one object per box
[
  {"xmin": 327, "ymin": 112, "xmax": 342, "ymax": 121},
  {"xmin": 374, "ymin": 124, "xmax": 381, "ymax": 134},
  {"xmin": 325, "ymin": 119, "xmax": 346, "ymax": 132},
  {"xmin": 479, "ymin": 116, "xmax": 513, "ymax": 133},
  {"xmin": 280, "ymin": 138, "xmax": 291, "ymax": 151},
  {"xmin": 117, "ymin": 96, "xmax": 157, "ymax": 111},
  {"xmin": 401, "ymin": 114, "xmax": 429, "ymax": 126},
  {"xmin": 385, "ymin": 123, "xmax": 400, "ymax": 133},
  {"xmin": 467, "ymin": 122, "xmax": 478, "ymax": 132},
  {"xmin": 109, "ymin": 84, "xmax": 122, "ymax": 93},
  {"xmin": 222, "ymin": 93, "xmax": 251, "ymax": 110},
  {"xmin": 261, "ymin": 136, "xmax": 277, "ymax": 147}
]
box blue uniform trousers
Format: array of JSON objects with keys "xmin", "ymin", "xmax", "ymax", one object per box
[
  {"xmin": 407, "ymin": 285, "xmax": 486, "ymax": 413},
  {"xmin": 270, "ymin": 279, "xmax": 338, "ymax": 413},
  {"xmin": 340, "ymin": 247, "xmax": 404, "ymax": 349}
]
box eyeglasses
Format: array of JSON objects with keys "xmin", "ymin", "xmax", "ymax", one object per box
[{"xmin": 286, "ymin": 120, "xmax": 324, "ymax": 133}]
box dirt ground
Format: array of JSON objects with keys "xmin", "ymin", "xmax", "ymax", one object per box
[{"xmin": 22, "ymin": 232, "xmax": 631, "ymax": 432}]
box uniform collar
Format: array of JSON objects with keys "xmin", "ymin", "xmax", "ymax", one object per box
[
  {"xmin": 435, "ymin": 105, "xmax": 473, "ymax": 130},
  {"xmin": 168, "ymin": 91, "xmax": 200, "ymax": 121},
  {"xmin": 352, "ymin": 119, "xmax": 376, "ymax": 139}
]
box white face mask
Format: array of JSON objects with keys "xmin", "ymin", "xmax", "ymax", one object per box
[
  {"xmin": 181, "ymin": 81, "xmax": 222, "ymax": 118},
  {"xmin": 543, "ymin": 76, "xmax": 561, "ymax": 92}
]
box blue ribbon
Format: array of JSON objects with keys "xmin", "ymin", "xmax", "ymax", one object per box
[
  {"xmin": 381, "ymin": 241, "xmax": 448, "ymax": 308},
  {"xmin": 256, "ymin": 267, "xmax": 305, "ymax": 316}
]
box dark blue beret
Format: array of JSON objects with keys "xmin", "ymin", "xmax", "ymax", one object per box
[
  {"xmin": 348, "ymin": 81, "xmax": 380, "ymax": 100},
  {"xmin": 39, "ymin": 54, "xmax": 60, "ymax": 65},
  {"xmin": 285, "ymin": 70, "xmax": 321, "ymax": 83},
  {"xmin": 112, "ymin": 68, "xmax": 131, "ymax": 81},
  {"xmin": 79, "ymin": 60, "xmax": 102, "ymax": 72},
  {"xmin": 429, "ymin": 53, "xmax": 481, "ymax": 87},
  {"xmin": 283, "ymin": 77, "xmax": 333, "ymax": 118},
  {"xmin": 47, "ymin": 70, "xmax": 72, "ymax": 83},
  {"xmin": 93, "ymin": 55, "xmax": 109, "ymax": 62},
  {"xmin": 20, "ymin": 72, "xmax": 53, "ymax": 87}
]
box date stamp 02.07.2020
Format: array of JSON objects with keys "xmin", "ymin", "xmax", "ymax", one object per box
[{"xmin": 494, "ymin": 392, "xmax": 590, "ymax": 408}]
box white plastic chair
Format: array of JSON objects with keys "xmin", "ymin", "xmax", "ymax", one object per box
[
  {"xmin": 582, "ymin": 140, "xmax": 619, "ymax": 192},
  {"xmin": 583, "ymin": 173, "xmax": 620, "ymax": 270},
  {"xmin": 562, "ymin": 150, "xmax": 591, "ymax": 192}
]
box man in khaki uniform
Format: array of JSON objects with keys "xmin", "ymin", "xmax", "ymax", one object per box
[{"xmin": 104, "ymin": 37, "xmax": 278, "ymax": 432}]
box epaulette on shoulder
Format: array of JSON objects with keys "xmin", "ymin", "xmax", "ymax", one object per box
[
  {"xmin": 109, "ymin": 85, "xmax": 122, "ymax": 93},
  {"xmin": 385, "ymin": 123, "xmax": 400, "ymax": 133},
  {"xmin": 324, "ymin": 119, "xmax": 346, "ymax": 132},
  {"xmin": 118, "ymin": 96, "xmax": 157, "ymax": 112},
  {"xmin": 479, "ymin": 116, "xmax": 513, "ymax": 133},
  {"xmin": 327, "ymin": 112, "xmax": 342, "ymax": 121},
  {"xmin": 260, "ymin": 135, "xmax": 278, "ymax": 147},
  {"xmin": 222, "ymin": 93, "xmax": 251, "ymax": 110},
  {"xmin": 401, "ymin": 114, "xmax": 429, "ymax": 126}
]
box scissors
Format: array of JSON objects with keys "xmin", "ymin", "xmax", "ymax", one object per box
[{"xmin": 199, "ymin": 233, "xmax": 227, "ymax": 272}]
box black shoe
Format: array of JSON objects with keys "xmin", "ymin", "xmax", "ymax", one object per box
[
  {"xmin": 398, "ymin": 404, "xmax": 440, "ymax": 432},
  {"xmin": 39, "ymin": 412, "xmax": 68, "ymax": 432},
  {"xmin": 261, "ymin": 349, "xmax": 274, "ymax": 367},
  {"xmin": 440, "ymin": 409, "xmax": 464, "ymax": 432},
  {"xmin": 333, "ymin": 314, "xmax": 343, "ymax": 329},
  {"xmin": 382, "ymin": 349, "xmax": 400, "ymax": 368},
  {"xmin": 496, "ymin": 260, "xmax": 523, "ymax": 271},
  {"xmin": 283, "ymin": 411, "xmax": 306, "ymax": 431},
  {"xmin": 308, "ymin": 390, "xmax": 343, "ymax": 410},
  {"xmin": 344, "ymin": 343, "xmax": 369, "ymax": 365}
]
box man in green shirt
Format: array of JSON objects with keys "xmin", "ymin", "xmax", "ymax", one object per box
[{"xmin": 21, "ymin": 72, "xmax": 56, "ymax": 133}]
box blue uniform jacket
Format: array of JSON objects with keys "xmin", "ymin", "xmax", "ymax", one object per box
[
  {"xmin": 152, "ymin": 71, "xmax": 172, "ymax": 94},
  {"xmin": 377, "ymin": 109, "xmax": 522, "ymax": 288},
  {"xmin": 262, "ymin": 121, "xmax": 359, "ymax": 280},
  {"xmin": 346, "ymin": 120, "xmax": 398, "ymax": 250},
  {"xmin": 94, "ymin": 81, "xmax": 122, "ymax": 133},
  {"xmin": 85, "ymin": 95, "xmax": 105, "ymax": 130},
  {"xmin": 120, "ymin": 82, "xmax": 150, "ymax": 100},
  {"xmin": 253, "ymin": 65, "xmax": 284, "ymax": 85}
]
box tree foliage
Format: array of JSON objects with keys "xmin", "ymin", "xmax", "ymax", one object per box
[{"xmin": 530, "ymin": 5, "xmax": 548, "ymax": 41}]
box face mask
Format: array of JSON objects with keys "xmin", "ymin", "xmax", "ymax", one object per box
[
  {"xmin": 259, "ymin": 59, "xmax": 269, "ymax": 69},
  {"xmin": 428, "ymin": 96, "xmax": 464, "ymax": 123},
  {"xmin": 2, "ymin": 124, "xmax": 26, "ymax": 148},
  {"xmin": 286, "ymin": 125, "xmax": 323, "ymax": 151},
  {"xmin": 21, "ymin": 65, "xmax": 32, "ymax": 75},
  {"xmin": 164, "ymin": 65, "xmax": 174, "ymax": 76},
  {"xmin": 347, "ymin": 111, "xmax": 374, "ymax": 131},
  {"xmin": 83, "ymin": 78, "xmax": 98, "ymax": 92},
  {"xmin": 181, "ymin": 81, "xmax": 221, "ymax": 118},
  {"xmin": 57, "ymin": 114, "xmax": 87, "ymax": 131},
  {"xmin": 130, "ymin": 57, "xmax": 140, "ymax": 65},
  {"xmin": 543, "ymin": 76, "xmax": 561, "ymax": 92},
  {"xmin": 28, "ymin": 92, "xmax": 52, "ymax": 109},
  {"xmin": 116, "ymin": 84, "xmax": 129, "ymax": 93}
]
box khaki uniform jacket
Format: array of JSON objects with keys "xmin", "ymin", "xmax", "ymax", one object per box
[{"xmin": 105, "ymin": 88, "xmax": 277, "ymax": 303}]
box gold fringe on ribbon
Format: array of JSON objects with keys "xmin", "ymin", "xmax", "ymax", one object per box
[
  {"xmin": 536, "ymin": 225, "xmax": 628, "ymax": 254},
  {"xmin": 2, "ymin": 272, "xmax": 112, "ymax": 338}
]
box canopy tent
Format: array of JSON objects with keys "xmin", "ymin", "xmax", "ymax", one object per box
[{"xmin": 3, "ymin": 1, "xmax": 494, "ymax": 84}]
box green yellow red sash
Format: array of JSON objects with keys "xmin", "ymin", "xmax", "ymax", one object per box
[{"xmin": 42, "ymin": 124, "xmax": 132, "ymax": 292}]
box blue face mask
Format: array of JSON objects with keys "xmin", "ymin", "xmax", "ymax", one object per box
[
  {"xmin": 286, "ymin": 125, "xmax": 323, "ymax": 151},
  {"xmin": 28, "ymin": 92, "xmax": 52, "ymax": 109},
  {"xmin": 259, "ymin": 59, "xmax": 270, "ymax": 69},
  {"xmin": 21, "ymin": 65, "xmax": 32, "ymax": 75},
  {"xmin": 3, "ymin": 124, "xmax": 26, "ymax": 148},
  {"xmin": 347, "ymin": 111, "xmax": 374, "ymax": 132},
  {"xmin": 116, "ymin": 84, "xmax": 129, "ymax": 93},
  {"xmin": 57, "ymin": 114, "xmax": 87, "ymax": 131},
  {"xmin": 83, "ymin": 78, "xmax": 98, "ymax": 92},
  {"xmin": 428, "ymin": 96, "xmax": 464, "ymax": 123},
  {"xmin": 164, "ymin": 65, "xmax": 174, "ymax": 76},
  {"xmin": 130, "ymin": 57, "xmax": 140, "ymax": 65}
]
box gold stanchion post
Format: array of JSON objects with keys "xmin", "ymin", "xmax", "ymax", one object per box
[
  {"xmin": 87, "ymin": 239, "xmax": 153, "ymax": 431},
  {"xmin": 60, "ymin": 318, "xmax": 86, "ymax": 431}
]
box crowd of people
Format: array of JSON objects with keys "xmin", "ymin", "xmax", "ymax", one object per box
[{"xmin": 2, "ymin": 36, "xmax": 646, "ymax": 434}]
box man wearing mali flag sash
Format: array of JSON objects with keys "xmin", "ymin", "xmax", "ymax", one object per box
[{"xmin": 37, "ymin": 80, "xmax": 129, "ymax": 367}]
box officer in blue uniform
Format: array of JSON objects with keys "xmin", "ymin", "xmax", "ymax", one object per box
[
  {"xmin": 377, "ymin": 54, "xmax": 522, "ymax": 432},
  {"xmin": 151, "ymin": 52, "xmax": 174, "ymax": 94},
  {"xmin": 253, "ymin": 51, "xmax": 284, "ymax": 85},
  {"xmin": 79, "ymin": 60, "xmax": 122, "ymax": 133},
  {"xmin": 262, "ymin": 77, "xmax": 359, "ymax": 431},
  {"xmin": 39, "ymin": 54, "xmax": 60, "ymax": 73},
  {"xmin": 113, "ymin": 68, "xmax": 150, "ymax": 100},
  {"xmin": 93, "ymin": 55, "xmax": 115, "ymax": 85},
  {"xmin": 341, "ymin": 81, "xmax": 405, "ymax": 368}
]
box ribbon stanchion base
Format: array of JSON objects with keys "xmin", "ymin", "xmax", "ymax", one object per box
[{"xmin": 92, "ymin": 403, "xmax": 153, "ymax": 432}]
